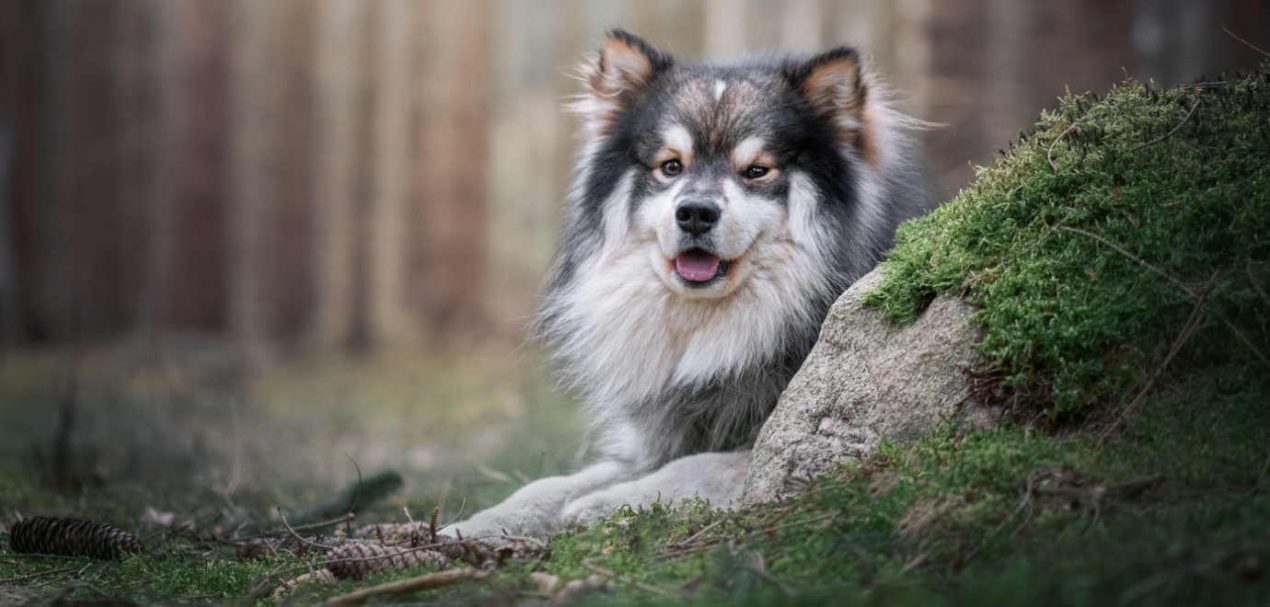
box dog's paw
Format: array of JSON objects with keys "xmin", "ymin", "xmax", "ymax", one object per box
[
  {"xmin": 444, "ymin": 515, "xmax": 520, "ymax": 541},
  {"xmin": 561, "ymin": 492, "xmax": 632, "ymax": 527}
]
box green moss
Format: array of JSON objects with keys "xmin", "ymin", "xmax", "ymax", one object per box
[{"xmin": 863, "ymin": 67, "xmax": 1270, "ymax": 417}]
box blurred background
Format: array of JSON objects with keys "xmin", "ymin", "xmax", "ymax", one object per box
[
  {"xmin": 0, "ymin": 0, "xmax": 1267, "ymax": 520},
  {"xmin": 0, "ymin": 0, "xmax": 1267, "ymax": 353}
]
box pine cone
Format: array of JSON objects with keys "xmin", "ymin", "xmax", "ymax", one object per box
[
  {"xmin": 325, "ymin": 541, "xmax": 449, "ymax": 580},
  {"xmin": 9, "ymin": 516, "xmax": 143, "ymax": 559},
  {"xmin": 446, "ymin": 535, "xmax": 550, "ymax": 568}
]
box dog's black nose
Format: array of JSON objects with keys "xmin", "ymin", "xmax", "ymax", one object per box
[{"xmin": 675, "ymin": 199, "xmax": 721, "ymax": 236}]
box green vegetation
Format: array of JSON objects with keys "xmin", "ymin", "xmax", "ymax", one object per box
[
  {"xmin": 516, "ymin": 366, "xmax": 1267, "ymax": 607},
  {"xmin": 3, "ymin": 70, "xmax": 1268, "ymax": 605},
  {"xmin": 863, "ymin": 67, "xmax": 1269, "ymax": 418}
]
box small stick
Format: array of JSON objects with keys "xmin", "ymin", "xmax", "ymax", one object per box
[
  {"xmin": 1247, "ymin": 260, "xmax": 1269, "ymax": 307},
  {"xmin": 580, "ymin": 557, "xmax": 675, "ymax": 597},
  {"xmin": 1129, "ymin": 98, "xmax": 1200, "ymax": 153},
  {"xmin": 278, "ymin": 509, "xmax": 339, "ymax": 550},
  {"xmin": 665, "ymin": 519, "xmax": 725, "ymax": 552},
  {"xmin": 1047, "ymin": 121, "xmax": 1082, "ymax": 171},
  {"xmin": 1059, "ymin": 226, "xmax": 1270, "ymax": 369},
  {"xmin": 324, "ymin": 568, "xmax": 489, "ymax": 606},
  {"xmin": 1223, "ymin": 25, "xmax": 1270, "ymax": 58},
  {"xmin": 237, "ymin": 512, "xmax": 356, "ymax": 541},
  {"xmin": 429, "ymin": 506, "xmax": 439, "ymax": 543},
  {"xmin": 1097, "ymin": 272, "xmax": 1217, "ymax": 446}
]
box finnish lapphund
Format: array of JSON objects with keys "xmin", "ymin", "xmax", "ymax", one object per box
[{"xmin": 451, "ymin": 30, "xmax": 936, "ymax": 536}]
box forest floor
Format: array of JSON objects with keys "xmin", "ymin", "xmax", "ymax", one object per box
[
  {"xmin": 0, "ymin": 347, "xmax": 1266, "ymax": 606},
  {"xmin": 0, "ymin": 342, "xmax": 584, "ymax": 604}
]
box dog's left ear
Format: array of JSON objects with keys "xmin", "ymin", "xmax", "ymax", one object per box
[{"xmin": 786, "ymin": 47, "xmax": 868, "ymax": 132}]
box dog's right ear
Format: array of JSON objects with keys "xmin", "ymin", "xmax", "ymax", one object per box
[
  {"xmin": 574, "ymin": 30, "xmax": 671, "ymax": 134},
  {"xmin": 588, "ymin": 29, "xmax": 670, "ymax": 96}
]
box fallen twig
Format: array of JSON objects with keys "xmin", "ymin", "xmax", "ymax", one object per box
[
  {"xmin": 665, "ymin": 519, "xmax": 725, "ymax": 552},
  {"xmin": 1047, "ymin": 121, "xmax": 1082, "ymax": 171},
  {"xmin": 742, "ymin": 551, "xmax": 798, "ymax": 597},
  {"xmin": 236, "ymin": 512, "xmax": 355, "ymax": 543},
  {"xmin": 1129, "ymin": 98, "xmax": 1200, "ymax": 153},
  {"xmin": 1098, "ymin": 272, "xmax": 1218, "ymax": 446},
  {"xmin": 1223, "ymin": 25, "xmax": 1270, "ymax": 58},
  {"xmin": 428, "ymin": 506, "xmax": 439, "ymax": 543},
  {"xmin": 278, "ymin": 509, "xmax": 339, "ymax": 550},
  {"xmin": 1058, "ymin": 226, "xmax": 1269, "ymax": 369},
  {"xmin": 323, "ymin": 568, "xmax": 489, "ymax": 606},
  {"xmin": 581, "ymin": 557, "xmax": 676, "ymax": 597}
]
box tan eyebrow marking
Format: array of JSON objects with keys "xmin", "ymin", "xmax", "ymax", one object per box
[
  {"xmin": 658, "ymin": 124, "xmax": 694, "ymax": 165},
  {"xmin": 731, "ymin": 136, "xmax": 768, "ymax": 168}
]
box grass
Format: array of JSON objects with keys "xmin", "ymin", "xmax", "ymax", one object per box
[
  {"xmin": 5, "ymin": 369, "xmax": 1268, "ymax": 604},
  {"xmin": 0, "ymin": 344, "xmax": 580, "ymax": 604},
  {"xmin": 3, "ymin": 70, "xmax": 1270, "ymax": 605}
]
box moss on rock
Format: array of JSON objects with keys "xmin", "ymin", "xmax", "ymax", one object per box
[{"xmin": 863, "ymin": 66, "xmax": 1270, "ymax": 417}]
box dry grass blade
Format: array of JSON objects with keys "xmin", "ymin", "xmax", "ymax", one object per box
[
  {"xmin": 323, "ymin": 568, "xmax": 489, "ymax": 606},
  {"xmin": 236, "ymin": 513, "xmax": 355, "ymax": 542},
  {"xmin": 580, "ymin": 557, "xmax": 676, "ymax": 597},
  {"xmin": 1058, "ymin": 226, "xmax": 1269, "ymax": 369},
  {"xmin": 1047, "ymin": 121, "xmax": 1082, "ymax": 171},
  {"xmin": 1129, "ymin": 98, "xmax": 1200, "ymax": 153},
  {"xmin": 1097, "ymin": 272, "xmax": 1217, "ymax": 447},
  {"xmin": 1223, "ymin": 25, "xmax": 1270, "ymax": 58}
]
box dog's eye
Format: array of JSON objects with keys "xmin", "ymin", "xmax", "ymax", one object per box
[
  {"xmin": 743, "ymin": 165, "xmax": 770, "ymax": 180},
  {"xmin": 660, "ymin": 159, "xmax": 683, "ymax": 177}
]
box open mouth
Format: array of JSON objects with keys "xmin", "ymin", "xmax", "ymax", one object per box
[{"xmin": 674, "ymin": 249, "xmax": 730, "ymax": 286}]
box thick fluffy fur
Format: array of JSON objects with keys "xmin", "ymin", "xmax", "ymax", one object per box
[{"xmin": 449, "ymin": 31, "xmax": 936, "ymax": 538}]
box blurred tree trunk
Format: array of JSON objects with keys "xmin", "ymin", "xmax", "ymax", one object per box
[
  {"xmin": 704, "ymin": 0, "xmax": 747, "ymax": 60},
  {"xmin": 366, "ymin": 0, "xmax": 417, "ymax": 348},
  {"xmin": 141, "ymin": 0, "xmax": 230, "ymax": 337},
  {"xmin": 226, "ymin": 0, "xmax": 284, "ymax": 358},
  {"xmin": 34, "ymin": 0, "xmax": 81, "ymax": 341},
  {"xmin": 0, "ymin": 2, "xmax": 25, "ymax": 348},
  {"xmin": 113, "ymin": 2, "xmax": 162, "ymax": 340},
  {"xmin": 266, "ymin": 1, "xmax": 316, "ymax": 342},
  {"xmin": 779, "ymin": 0, "xmax": 822, "ymax": 52},
  {"xmin": 418, "ymin": 0, "xmax": 490, "ymax": 340},
  {"xmin": 310, "ymin": 0, "xmax": 370, "ymax": 350},
  {"xmin": 1224, "ymin": 0, "xmax": 1269, "ymax": 67}
]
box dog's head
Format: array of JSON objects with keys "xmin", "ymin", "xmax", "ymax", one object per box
[{"xmin": 568, "ymin": 30, "xmax": 890, "ymax": 301}]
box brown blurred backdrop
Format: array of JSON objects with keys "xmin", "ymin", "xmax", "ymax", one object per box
[{"xmin": 0, "ymin": 0, "xmax": 1266, "ymax": 356}]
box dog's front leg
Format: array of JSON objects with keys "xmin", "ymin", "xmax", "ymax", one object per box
[
  {"xmin": 561, "ymin": 450, "xmax": 750, "ymax": 526},
  {"xmin": 445, "ymin": 460, "xmax": 632, "ymax": 538}
]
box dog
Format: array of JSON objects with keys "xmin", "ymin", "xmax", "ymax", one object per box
[{"xmin": 449, "ymin": 30, "xmax": 936, "ymax": 537}]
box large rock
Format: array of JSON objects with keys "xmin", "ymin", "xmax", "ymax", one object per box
[{"xmin": 743, "ymin": 268, "xmax": 999, "ymax": 504}]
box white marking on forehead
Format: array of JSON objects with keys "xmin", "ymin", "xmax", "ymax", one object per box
[
  {"xmin": 731, "ymin": 136, "xmax": 767, "ymax": 166},
  {"xmin": 714, "ymin": 79, "xmax": 727, "ymax": 102},
  {"xmin": 662, "ymin": 124, "xmax": 694, "ymax": 159}
]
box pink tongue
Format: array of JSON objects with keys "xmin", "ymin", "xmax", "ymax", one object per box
[{"xmin": 675, "ymin": 251, "xmax": 721, "ymax": 282}]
